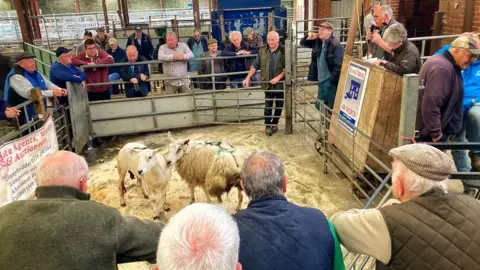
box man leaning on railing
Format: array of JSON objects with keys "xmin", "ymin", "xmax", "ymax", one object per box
[
  {"xmin": 198, "ymin": 38, "xmax": 227, "ymax": 90},
  {"xmin": 0, "ymin": 99, "xmax": 20, "ymax": 121},
  {"xmin": 4, "ymin": 52, "xmax": 66, "ymax": 125},
  {"xmin": 158, "ymin": 32, "xmax": 193, "ymax": 94},
  {"xmin": 332, "ymin": 144, "xmax": 480, "ymax": 270},
  {"xmin": 120, "ymin": 46, "xmax": 150, "ymax": 98}
]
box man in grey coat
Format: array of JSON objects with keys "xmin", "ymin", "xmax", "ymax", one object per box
[
  {"xmin": 0, "ymin": 151, "xmax": 163, "ymax": 269},
  {"xmin": 198, "ymin": 38, "xmax": 227, "ymax": 90}
]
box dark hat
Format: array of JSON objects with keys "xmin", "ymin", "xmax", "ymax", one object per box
[
  {"xmin": 389, "ymin": 144, "xmax": 456, "ymax": 181},
  {"xmin": 97, "ymin": 27, "xmax": 105, "ymax": 33},
  {"xmin": 84, "ymin": 31, "xmax": 93, "ymax": 37},
  {"xmin": 14, "ymin": 52, "xmax": 35, "ymax": 62},
  {"xmin": 55, "ymin": 47, "xmax": 72, "ymax": 57},
  {"xmin": 135, "ymin": 26, "xmax": 142, "ymax": 31}
]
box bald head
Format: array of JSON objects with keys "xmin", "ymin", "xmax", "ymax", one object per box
[
  {"xmin": 240, "ymin": 152, "xmax": 284, "ymax": 200},
  {"xmin": 36, "ymin": 151, "xmax": 89, "ymax": 191},
  {"xmin": 126, "ymin": 45, "xmax": 139, "ymax": 62}
]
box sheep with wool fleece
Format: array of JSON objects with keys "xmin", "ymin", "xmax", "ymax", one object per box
[
  {"xmin": 117, "ymin": 142, "xmax": 172, "ymax": 220},
  {"xmin": 166, "ymin": 132, "xmax": 245, "ymax": 211}
]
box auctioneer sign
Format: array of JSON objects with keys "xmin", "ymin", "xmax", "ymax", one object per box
[
  {"xmin": 338, "ymin": 62, "xmax": 370, "ymax": 134},
  {"xmin": 0, "ymin": 117, "xmax": 58, "ymax": 207}
]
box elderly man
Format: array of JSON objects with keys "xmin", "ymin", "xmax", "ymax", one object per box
[
  {"xmin": 198, "ymin": 38, "xmax": 227, "ymax": 90},
  {"xmin": 127, "ymin": 26, "xmax": 154, "ymax": 60},
  {"xmin": 155, "ymin": 203, "xmax": 241, "ymax": 270},
  {"xmin": 332, "ymin": 144, "xmax": 480, "ymax": 269},
  {"xmin": 106, "ymin": 38, "xmax": 127, "ymax": 94},
  {"xmin": 434, "ymin": 33, "xmax": 480, "ymax": 173},
  {"xmin": 416, "ymin": 35, "xmax": 480, "ymax": 143},
  {"xmin": 4, "ymin": 52, "xmax": 66, "ymax": 124},
  {"xmin": 368, "ymin": 5, "xmax": 397, "ymax": 59},
  {"xmin": 0, "ymin": 151, "xmax": 163, "ymax": 269},
  {"xmin": 373, "ymin": 23, "xmax": 421, "ymax": 75},
  {"xmin": 243, "ymin": 31, "xmax": 285, "ymax": 136},
  {"xmin": 186, "ymin": 30, "xmax": 208, "ymax": 72},
  {"xmin": 95, "ymin": 27, "xmax": 110, "ymax": 51},
  {"xmin": 50, "ymin": 47, "xmax": 87, "ymax": 105},
  {"xmin": 243, "ymin": 27, "xmax": 263, "ymax": 50},
  {"xmin": 75, "ymin": 30, "xmax": 100, "ymax": 54},
  {"xmin": 300, "ymin": 21, "xmax": 344, "ymax": 110},
  {"xmin": 0, "ymin": 99, "xmax": 20, "ymax": 120},
  {"xmin": 234, "ymin": 152, "xmax": 341, "ymax": 270},
  {"xmin": 222, "ymin": 31, "xmax": 258, "ymax": 88},
  {"xmin": 120, "ymin": 45, "xmax": 150, "ymax": 98},
  {"xmin": 73, "ymin": 39, "xmax": 114, "ymax": 101},
  {"xmin": 158, "ymin": 32, "xmax": 194, "ymax": 94}
]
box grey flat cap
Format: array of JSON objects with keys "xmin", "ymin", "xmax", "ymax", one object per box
[
  {"xmin": 14, "ymin": 52, "xmax": 35, "ymax": 62},
  {"xmin": 389, "ymin": 144, "xmax": 456, "ymax": 181}
]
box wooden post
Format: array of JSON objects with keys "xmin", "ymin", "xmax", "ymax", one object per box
[
  {"xmin": 268, "ymin": 12, "xmax": 273, "ymax": 32},
  {"xmin": 13, "ymin": 0, "xmax": 33, "ymax": 43},
  {"xmin": 220, "ymin": 15, "xmax": 225, "ymax": 42},
  {"xmin": 171, "ymin": 17, "xmax": 179, "ymax": 37},
  {"xmin": 102, "ymin": 0, "xmax": 109, "ymax": 32},
  {"xmin": 430, "ymin": 11, "xmax": 444, "ymax": 55},
  {"xmin": 159, "ymin": 0, "xmax": 164, "ymax": 9},
  {"xmin": 30, "ymin": 88, "xmax": 46, "ymax": 118},
  {"xmin": 121, "ymin": 0, "xmax": 129, "ymax": 26},
  {"xmin": 303, "ymin": 0, "xmax": 308, "ymax": 36},
  {"xmin": 75, "ymin": 0, "xmax": 81, "ymax": 14},
  {"xmin": 463, "ymin": 0, "xmax": 474, "ymax": 32},
  {"xmin": 345, "ymin": 0, "xmax": 362, "ymax": 56},
  {"xmin": 193, "ymin": 0, "xmax": 201, "ymax": 31}
]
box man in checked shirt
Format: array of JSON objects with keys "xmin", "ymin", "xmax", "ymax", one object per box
[{"xmin": 158, "ymin": 32, "xmax": 194, "ymax": 94}]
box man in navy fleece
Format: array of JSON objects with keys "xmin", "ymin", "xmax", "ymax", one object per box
[{"xmin": 50, "ymin": 47, "xmax": 87, "ymax": 105}]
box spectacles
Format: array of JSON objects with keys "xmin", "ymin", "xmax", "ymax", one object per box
[{"xmin": 465, "ymin": 51, "xmax": 479, "ymax": 62}]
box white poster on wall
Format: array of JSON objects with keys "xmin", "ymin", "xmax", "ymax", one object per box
[
  {"xmin": 0, "ymin": 117, "xmax": 58, "ymax": 207},
  {"xmin": 338, "ymin": 62, "xmax": 370, "ymax": 134}
]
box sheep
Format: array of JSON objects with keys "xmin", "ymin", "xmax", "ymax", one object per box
[
  {"xmin": 165, "ymin": 131, "xmax": 246, "ymax": 211},
  {"xmin": 117, "ymin": 142, "xmax": 172, "ymax": 220}
]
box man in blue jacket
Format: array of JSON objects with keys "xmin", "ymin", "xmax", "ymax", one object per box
[
  {"xmin": 435, "ymin": 33, "xmax": 480, "ymax": 172},
  {"xmin": 127, "ymin": 26, "xmax": 154, "ymax": 60},
  {"xmin": 106, "ymin": 38, "xmax": 127, "ymax": 95},
  {"xmin": 234, "ymin": 151, "xmax": 338, "ymax": 270},
  {"xmin": 50, "ymin": 47, "xmax": 87, "ymax": 105},
  {"xmin": 120, "ymin": 46, "xmax": 150, "ymax": 98}
]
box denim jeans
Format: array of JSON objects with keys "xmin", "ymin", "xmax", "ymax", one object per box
[
  {"xmin": 265, "ymin": 91, "xmax": 284, "ymax": 125},
  {"xmin": 109, "ymin": 73, "xmax": 121, "ymax": 94},
  {"xmin": 316, "ymin": 79, "xmax": 337, "ymax": 110},
  {"xmin": 452, "ymin": 104, "xmax": 480, "ymax": 172}
]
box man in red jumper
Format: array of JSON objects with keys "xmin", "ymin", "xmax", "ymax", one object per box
[{"xmin": 73, "ymin": 39, "xmax": 114, "ymax": 101}]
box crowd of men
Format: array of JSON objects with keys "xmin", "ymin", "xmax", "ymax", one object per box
[{"xmin": 0, "ymin": 142, "xmax": 478, "ymax": 269}]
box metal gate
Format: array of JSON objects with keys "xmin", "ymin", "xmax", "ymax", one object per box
[{"xmin": 66, "ymin": 82, "xmax": 91, "ymax": 153}]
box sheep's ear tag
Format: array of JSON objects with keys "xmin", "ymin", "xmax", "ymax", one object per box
[{"xmin": 184, "ymin": 139, "xmax": 190, "ymax": 145}]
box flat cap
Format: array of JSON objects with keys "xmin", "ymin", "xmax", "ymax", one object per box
[
  {"xmin": 97, "ymin": 27, "xmax": 105, "ymax": 33},
  {"xmin": 14, "ymin": 52, "xmax": 35, "ymax": 62},
  {"xmin": 243, "ymin": 27, "xmax": 253, "ymax": 36},
  {"xmin": 451, "ymin": 35, "xmax": 480, "ymax": 55},
  {"xmin": 389, "ymin": 144, "xmax": 456, "ymax": 181},
  {"xmin": 319, "ymin": 21, "xmax": 334, "ymax": 30},
  {"xmin": 207, "ymin": 38, "xmax": 218, "ymax": 45}
]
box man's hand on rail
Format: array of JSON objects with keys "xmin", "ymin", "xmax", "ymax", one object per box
[
  {"xmin": 366, "ymin": 31, "xmax": 373, "ymax": 41},
  {"xmin": 372, "ymin": 32, "xmax": 382, "ymax": 44},
  {"xmin": 130, "ymin": 78, "xmax": 139, "ymax": 84},
  {"xmin": 173, "ymin": 54, "xmax": 184, "ymax": 60},
  {"xmin": 53, "ymin": 88, "xmax": 67, "ymax": 97},
  {"xmin": 242, "ymin": 78, "xmax": 250, "ymax": 87},
  {"xmin": 270, "ymin": 78, "xmax": 280, "ymax": 85},
  {"xmin": 5, "ymin": 107, "xmax": 21, "ymax": 118},
  {"xmin": 140, "ymin": 74, "xmax": 148, "ymax": 81}
]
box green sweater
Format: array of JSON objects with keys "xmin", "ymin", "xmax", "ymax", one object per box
[{"xmin": 0, "ymin": 186, "xmax": 163, "ymax": 270}]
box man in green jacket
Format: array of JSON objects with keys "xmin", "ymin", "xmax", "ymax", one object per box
[
  {"xmin": 243, "ymin": 31, "xmax": 286, "ymax": 136},
  {"xmin": 0, "ymin": 151, "xmax": 164, "ymax": 269}
]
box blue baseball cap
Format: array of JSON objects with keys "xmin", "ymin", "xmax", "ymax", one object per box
[{"xmin": 55, "ymin": 47, "xmax": 72, "ymax": 57}]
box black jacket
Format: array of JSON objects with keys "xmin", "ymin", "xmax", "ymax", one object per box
[
  {"xmin": 382, "ymin": 40, "xmax": 422, "ymax": 75},
  {"xmin": 300, "ymin": 35, "xmax": 344, "ymax": 85},
  {"xmin": 127, "ymin": 33, "xmax": 154, "ymax": 60}
]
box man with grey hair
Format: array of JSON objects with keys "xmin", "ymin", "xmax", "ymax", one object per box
[
  {"xmin": 155, "ymin": 203, "xmax": 242, "ymax": 270},
  {"xmin": 332, "ymin": 144, "xmax": 480, "ymax": 269},
  {"xmin": 368, "ymin": 4, "xmax": 397, "ymax": 58},
  {"xmin": 373, "ymin": 23, "xmax": 421, "ymax": 75},
  {"xmin": 222, "ymin": 31, "xmax": 257, "ymax": 88},
  {"xmin": 234, "ymin": 152, "xmax": 339, "ymax": 269},
  {"xmin": 158, "ymin": 32, "xmax": 194, "ymax": 94},
  {"xmin": 243, "ymin": 31, "xmax": 285, "ymax": 136},
  {"xmin": 0, "ymin": 151, "xmax": 163, "ymax": 269}
]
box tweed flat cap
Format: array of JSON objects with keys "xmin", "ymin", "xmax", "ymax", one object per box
[
  {"xmin": 15, "ymin": 52, "xmax": 35, "ymax": 62},
  {"xmin": 389, "ymin": 144, "xmax": 456, "ymax": 181},
  {"xmin": 207, "ymin": 38, "xmax": 218, "ymax": 45}
]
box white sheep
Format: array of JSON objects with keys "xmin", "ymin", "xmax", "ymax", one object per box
[
  {"xmin": 117, "ymin": 142, "xmax": 172, "ymax": 220},
  {"xmin": 166, "ymin": 132, "xmax": 246, "ymax": 211}
]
